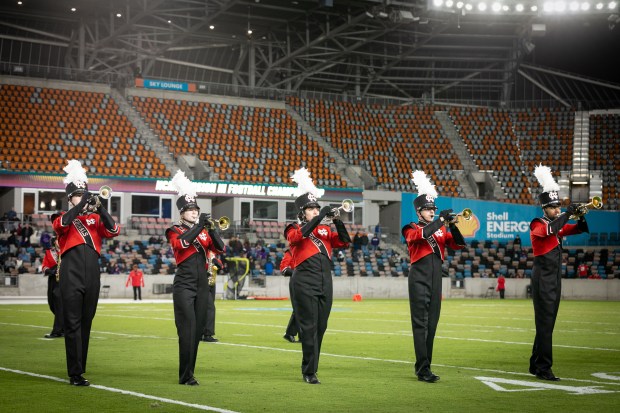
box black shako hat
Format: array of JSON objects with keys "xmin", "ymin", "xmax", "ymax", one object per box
[
  {"xmin": 176, "ymin": 195, "xmax": 199, "ymax": 213},
  {"xmin": 295, "ymin": 192, "xmax": 321, "ymax": 211},
  {"xmin": 538, "ymin": 191, "xmax": 561, "ymax": 208},
  {"xmin": 413, "ymin": 194, "xmax": 437, "ymax": 211}
]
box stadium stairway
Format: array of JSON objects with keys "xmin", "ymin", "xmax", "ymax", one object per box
[
  {"xmin": 572, "ymin": 110, "xmax": 590, "ymax": 182},
  {"xmin": 110, "ymin": 88, "xmax": 177, "ymax": 177},
  {"xmin": 286, "ymin": 105, "xmax": 361, "ymax": 188}
]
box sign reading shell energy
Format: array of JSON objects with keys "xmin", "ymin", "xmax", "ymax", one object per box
[{"xmin": 401, "ymin": 193, "xmax": 619, "ymax": 247}]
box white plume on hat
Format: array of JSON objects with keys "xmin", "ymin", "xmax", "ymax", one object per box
[
  {"xmin": 534, "ymin": 164, "xmax": 560, "ymax": 192},
  {"xmin": 63, "ymin": 160, "xmax": 88, "ymax": 185},
  {"xmin": 170, "ymin": 170, "xmax": 197, "ymax": 198},
  {"xmin": 291, "ymin": 167, "xmax": 325, "ymax": 198},
  {"xmin": 411, "ymin": 170, "xmax": 438, "ymax": 198}
]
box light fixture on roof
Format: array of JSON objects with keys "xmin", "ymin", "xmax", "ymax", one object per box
[
  {"xmin": 167, "ymin": 20, "xmax": 172, "ymax": 23},
  {"xmin": 596, "ymin": 1, "xmax": 604, "ymax": 8},
  {"xmin": 581, "ymin": 2, "xmax": 590, "ymax": 10},
  {"xmin": 610, "ymin": 1, "xmax": 618, "ymax": 9},
  {"xmin": 569, "ymin": 1, "xmax": 580, "ymax": 10},
  {"xmin": 17, "ymin": 1, "xmax": 22, "ymax": 5},
  {"xmin": 71, "ymin": 7, "xmax": 76, "ymax": 12},
  {"xmin": 209, "ymin": 25, "xmax": 215, "ymax": 30},
  {"xmin": 116, "ymin": 13, "xmax": 122, "ymax": 18}
]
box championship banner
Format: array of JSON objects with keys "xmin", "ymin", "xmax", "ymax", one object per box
[{"xmin": 401, "ymin": 193, "xmax": 620, "ymax": 247}]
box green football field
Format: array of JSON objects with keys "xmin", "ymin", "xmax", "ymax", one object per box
[{"xmin": 1, "ymin": 298, "xmax": 619, "ymax": 413}]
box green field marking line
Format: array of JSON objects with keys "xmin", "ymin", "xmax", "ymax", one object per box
[
  {"xmin": 2, "ymin": 321, "xmax": 620, "ymax": 387},
  {"xmin": 0, "ymin": 367, "xmax": 241, "ymax": 413}
]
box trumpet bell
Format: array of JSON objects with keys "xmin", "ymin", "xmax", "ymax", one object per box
[
  {"xmin": 99, "ymin": 185, "xmax": 112, "ymax": 200},
  {"xmin": 461, "ymin": 208, "xmax": 473, "ymax": 221},
  {"xmin": 341, "ymin": 199, "xmax": 355, "ymax": 213},
  {"xmin": 218, "ymin": 216, "xmax": 230, "ymax": 231},
  {"xmin": 591, "ymin": 196, "xmax": 603, "ymax": 210}
]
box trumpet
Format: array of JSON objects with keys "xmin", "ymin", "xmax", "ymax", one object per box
[
  {"xmin": 448, "ymin": 208, "xmax": 473, "ymax": 224},
  {"xmin": 330, "ymin": 199, "xmax": 355, "ymax": 218},
  {"xmin": 569, "ymin": 196, "xmax": 603, "ymax": 220},
  {"xmin": 86, "ymin": 185, "xmax": 112, "ymax": 212},
  {"xmin": 204, "ymin": 216, "xmax": 230, "ymax": 231}
]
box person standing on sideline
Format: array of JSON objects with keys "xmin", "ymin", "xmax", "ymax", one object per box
[
  {"xmin": 53, "ymin": 160, "xmax": 120, "ymax": 386},
  {"xmin": 402, "ymin": 171, "xmax": 466, "ymax": 383},
  {"xmin": 42, "ymin": 216, "xmax": 63, "ymax": 339},
  {"xmin": 126, "ymin": 264, "xmax": 145, "ymax": 301},
  {"xmin": 496, "ymin": 274, "xmax": 506, "ymax": 299},
  {"xmin": 166, "ymin": 171, "xmax": 225, "ymax": 386},
  {"xmin": 201, "ymin": 251, "xmax": 222, "ymax": 343},
  {"xmin": 285, "ymin": 168, "xmax": 351, "ymax": 384},
  {"xmin": 280, "ymin": 248, "xmax": 299, "ymax": 343},
  {"xmin": 529, "ymin": 165, "xmax": 588, "ymax": 382}
]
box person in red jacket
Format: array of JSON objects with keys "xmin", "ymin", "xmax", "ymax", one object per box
[
  {"xmin": 126, "ymin": 264, "xmax": 145, "ymax": 301},
  {"xmin": 166, "ymin": 171, "xmax": 225, "ymax": 386},
  {"xmin": 529, "ymin": 165, "xmax": 588, "ymax": 382},
  {"xmin": 285, "ymin": 168, "xmax": 351, "ymax": 384},
  {"xmin": 402, "ymin": 171, "xmax": 466, "ymax": 383},
  {"xmin": 53, "ymin": 160, "xmax": 120, "ymax": 386},
  {"xmin": 496, "ymin": 274, "xmax": 506, "ymax": 299},
  {"xmin": 280, "ymin": 249, "xmax": 299, "ymax": 343},
  {"xmin": 42, "ymin": 217, "xmax": 63, "ymax": 339}
]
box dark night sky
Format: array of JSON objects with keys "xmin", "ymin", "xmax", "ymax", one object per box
[{"xmin": 526, "ymin": 18, "xmax": 620, "ymax": 84}]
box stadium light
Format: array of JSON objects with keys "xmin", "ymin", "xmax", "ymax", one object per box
[{"xmin": 427, "ymin": 0, "xmax": 617, "ymax": 14}]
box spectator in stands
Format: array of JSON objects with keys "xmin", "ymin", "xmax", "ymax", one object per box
[
  {"xmin": 529, "ymin": 165, "xmax": 589, "ymax": 382},
  {"xmin": 280, "ymin": 249, "xmax": 299, "ymax": 343},
  {"xmin": 360, "ymin": 232, "xmax": 369, "ymax": 256},
  {"xmin": 126, "ymin": 264, "xmax": 145, "ymax": 301},
  {"xmin": 42, "ymin": 230, "xmax": 63, "ymax": 339},
  {"xmin": 285, "ymin": 168, "xmax": 351, "ymax": 384},
  {"xmin": 19, "ymin": 222, "xmax": 33, "ymax": 247},
  {"xmin": 53, "ymin": 160, "xmax": 120, "ymax": 386},
  {"xmin": 6, "ymin": 206, "xmax": 18, "ymax": 221},
  {"xmin": 202, "ymin": 251, "xmax": 222, "ymax": 343},
  {"xmin": 166, "ymin": 171, "xmax": 224, "ymax": 386},
  {"xmin": 496, "ymin": 274, "xmax": 506, "ymax": 299},
  {"xmin": 264, "ymin": 258, "xmax": 274, "ymax": 275},
  {"xmin": 370, "ymin": 233, "xmax": 380, "ymax": 252},
  {"xmin": 514, "ymin": 234, "xmax": 522, "ymax": 246},
  {"xmin": 40, "ymin": 229, "xmax": 53, "ymax": 250},
  {"xmin": 402, "ymin": 171, "xmax": 466, "ymax": 383},
  {"xmin": 578, "ymin": 262, "xmax": 589, "ymax": 278},
  {"xmin": 352, "ymin": 231, "xmax": 361, "ymax": 256}
]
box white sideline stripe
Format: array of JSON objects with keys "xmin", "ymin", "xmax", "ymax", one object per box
[
  {"xmin": 1, "ymin": 323, "xmax": 619, "ymax": 387},
  {"xmin": 0, "ymin": 367, "xmax": 240, "ymax": 413}
]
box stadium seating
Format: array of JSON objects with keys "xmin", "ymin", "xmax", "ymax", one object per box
[
  {"xmin": 0, "ymin": 84, "xmax": 169, "ymax": 178},
  {"xmin": 589, "ymin": 114, "xmax": 619, "ymax": 211}
]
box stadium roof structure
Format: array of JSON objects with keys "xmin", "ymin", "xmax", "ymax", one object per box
[{"xmin": 1, "ymin": 0, "xmax": 619, "ymax": 108}]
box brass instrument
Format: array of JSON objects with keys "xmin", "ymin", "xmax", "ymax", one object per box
[
  {"xmin": 54, "ymin": 240, "xmax": 61, "ymax": 282},
  {"xmin": 86, "ymin": 185, "xmax": 112, "ymax": 212},
  {"xmin": 569, "ymin": 196, "xmax": 603, "ymax": 220},
  {"xmin": 330, "ymin": 199, "xmax": 355, "ymax": 218},
  {"xmin": 207, "ymin": 255, "xmax": 217, "ymax": 287},
  {"xmin": 448, "ymin": 208, "xmax": 473, "ymax": 224},
  {"xmin": 205, "ymin": 216, "xmax": 230, "ymax": 231}
]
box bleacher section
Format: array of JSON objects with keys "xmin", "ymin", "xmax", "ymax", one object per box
[
  {"xmin": 0, "ymin": 84, "xmax": 169, "ymax": 178},
  {"xmin": 448, "ymin": 107, "xmax": 532, "ymax": 203},
  {"xmin": 288, "ymin": 97, "xmax": 464, "ymax": 196},
  {"xmin": 589, "ymin": 114, "xmax": 619, "ymax": 211},
  {"xmin": 129, "ymin": 96, "xmax": 345, "ymax": 187}
]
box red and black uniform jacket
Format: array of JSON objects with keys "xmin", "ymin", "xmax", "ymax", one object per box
[
  {"xmin": 166, "ymin": 224, "xmax": 223, "ymax": 266},
  {"xmin": 280, "ymin": 249, "xmax": 295, "ymax": 276},
  {"xmin": 42, "ymin": 248, "xmax": 59, "ymax": 276},
  {"xmin": 53, "ymin": 211, "xmax": 120, "ymax": 256},
  {"xmin": 530, "ymin": 215, "xmax": 588, "ymax": 257},
  {"xmin": 285, "ymin": 223, "xmax": 349, "ymax": 267},
  {"xmin": 402, "ymin": 221, "xmax": 465, "ymax": 263}
]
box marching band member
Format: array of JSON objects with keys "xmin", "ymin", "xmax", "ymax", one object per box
[
  {"xmin": 402, "ymin": 171, "xmax": 466, "ymax": 383},
  {"xmin": 42, "ymin": 214, "xmax": 63, "ymax": 339},
  {"xmin": 53, "ymin": 160, "xmax": 120, "ymax": 386},
  {"xmin": 284, "ymin": 168, "xmax": 351, "ymax": 384},
  {"xmin": 201, "ymin": 250, "xmax": 222, "ymax": 343},
  {"xmin": 529, "ymin": 165, "xmax": 588, "ymax": 381},
  {"xmin": 280, "ymin": 248, "xmax": 299, "ymax": 343},
  {"xmin": 166, "ymin": 171, "xmax": 224, "ymax": 386}
]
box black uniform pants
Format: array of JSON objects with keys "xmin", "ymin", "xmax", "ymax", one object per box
[
  {"xmin": 285, "ymin": 276, "xmax": 299, "ymax": 337},
  {"xmin": 132, "ymin": 286, "xmax": 142, "ymax": 300},
  {"xmin": 203, "ymin": 284, "xmax": 216, "ymax": 337},
  {"xmin": 59, "ymin": 245, "xmax": 100, "ymax": 377},
  {"xmin": 173, "ymin": 257, "xmax": 209, "ymax": 384},
  {"xmin": 292, "ymin": 254, "xmax": 333, "ymax": 376},
  {"xmin": 47, "ymin": 274, "xmax": 64, "ymax": 335},
  {"xmin": 408, "ymin": 254, "xmax": 442, "ymax": 375},
  {"xmin": 530, "ymin": 252, "xmax": 562, "ymax": 373}
]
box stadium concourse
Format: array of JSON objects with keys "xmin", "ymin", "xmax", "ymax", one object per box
[{"xmin": 0, "ymin": 75, "xmax": 619, "ymax": 299}]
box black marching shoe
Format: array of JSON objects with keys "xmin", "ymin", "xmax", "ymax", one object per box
[
  {"xmin": 535, "ymin": 370, "xmax": 560, "ymax": 381},
  {"xmin": 303, "ymin": 374, "xmax": 320, "ymax": 384},
  {"xmin": 182, "ymin": 377, "xmax": 200, "ymax": 386},
  {"xmin": 201, "ymin": 335, "xmax": 219, "ymax": 343},
  {"xmin": 528, "ymin": 366, "xmax": 537, "ymax": 376},
  {"xmin": 283, "ymin": 334, "xmax": 296, "ymax": 343},
  {"xmin": 417, "ymin": 371, "xmax": 440, "ymax": 383},
  {"xmin": 70, "ymin": 375, "xmax": 90, "ymax": 386},
  {"xmin": 44, "ymin": 332, "xmax": 64, "ymax": 338}
]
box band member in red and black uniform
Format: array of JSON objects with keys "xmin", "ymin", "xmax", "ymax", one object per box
[
  {"xmin": 42, "ymin": 213, "xmax": 63, "ymax": 339},
  {"xmin": 402, "ymin": 171, "xmax": 466, "ymax": 383},
  {"xmin": 53, "ymin": 160, "xmax": 120, "ymax": 386},
  {"xmin": 529, "ymin": 165, "xmax": 587, "ymax": 381},
  {"xmin": 280, "ymin": 249, "xmax": 299, "ymax": 343},
  {"xmin": 166, "ymin": 171, "xmax": 225, "ymax": 386},
  {"xmin": 201, "ymin": 250, "xmax": 223, "ymax": 343},
  {"xmin": 285, "ymin": 168, "xmax": 351, "ymax": 384}
]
